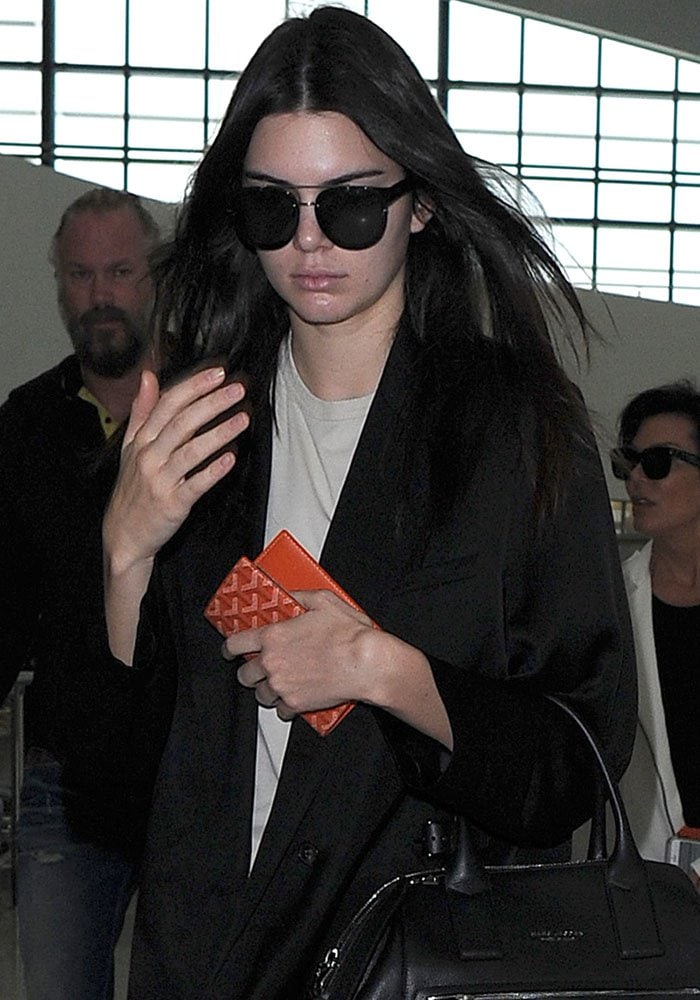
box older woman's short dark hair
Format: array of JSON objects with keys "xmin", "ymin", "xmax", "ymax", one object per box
[{"xmin": 619, "ymin": 380, "xmax": 700, "ymax": 449}]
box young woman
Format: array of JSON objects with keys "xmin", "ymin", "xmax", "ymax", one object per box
[
  {"xmin": 102, "ymin": 8, "xmax": 636, "ymax": 997},
  {"xmin": 611, "ymin": 381, "xmax": 700, "ymax": 863}
]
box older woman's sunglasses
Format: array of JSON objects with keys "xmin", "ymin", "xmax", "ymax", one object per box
[
  {"xmin": 610, "ymin": 444, "xmax": 700, "ymax": 481},
  {"xmin": 234, "ymin": 178, "xmax": 413, "ymax": 251}
]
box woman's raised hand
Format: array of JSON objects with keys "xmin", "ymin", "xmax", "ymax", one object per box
[
  {"xmin": 105, "ymin": 366, "xmax": 249, "ymax": 568},
  {"xmin": 103, "ymin": 365, "xmax": 250, "ymax": 664}
]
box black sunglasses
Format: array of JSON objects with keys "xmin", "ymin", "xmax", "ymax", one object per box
[
  {"xmin": 610, "ymin": 444, "xmax": 700, "ymax": 481},
  {"xmin": 234, "ymin": 178, "xmax": 414, "ymax": 251}
]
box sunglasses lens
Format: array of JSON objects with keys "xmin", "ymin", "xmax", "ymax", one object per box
[
  {"xmin": 640, "ymin": 448, "xmax": 672, "ymax": 479},
  {"xmin": 611, "ymin": 446, "xmax": 675, "ymax": 481},
  {"xmin": 316, "ymin": 187, "xmax": 387, "ymax": 250},
  {"xmin": 238, "ymin": 188, "xmax": 298, "ymax": 250}
]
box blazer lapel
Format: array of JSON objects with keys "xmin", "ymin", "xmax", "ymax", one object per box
[
  {"xmin": 623, "ymin": 542, "xmax": 684, "ymax": 834},
  {"xmin": 321, "ymin": 327, "xmax": 423, "ymax": 619},
  {"xmin": 217, "ymin": 333, "xmax": 417, "ymax": 933}
]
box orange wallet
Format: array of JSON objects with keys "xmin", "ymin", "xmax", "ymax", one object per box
[{"xmin": 204, "ymin": 530, "xmax": 374, "ymax": 735}]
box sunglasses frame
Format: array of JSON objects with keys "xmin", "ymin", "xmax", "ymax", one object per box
[
  {"xmin": 610, "ymin": 444, "xmax": 700, "ymax": 481},
  {"xmin": 234, "ymin": 177, "xmax": 414, "ymax": 251}
]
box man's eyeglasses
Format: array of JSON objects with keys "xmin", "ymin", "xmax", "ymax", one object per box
[
  {"xmin": 610, "ymin": 444, "xmax": 700, "ymax": 481},
  {"xmin": 234, "ymin": 178, "xmax": 413, "ymax": 251}
]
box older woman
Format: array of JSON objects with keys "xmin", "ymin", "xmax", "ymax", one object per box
[{"xmin": 611, "ymin": 380, "xmax": 700, "ymax": 864}]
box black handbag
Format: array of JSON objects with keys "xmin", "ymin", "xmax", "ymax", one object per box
[{"xmin": 308, "ymin": 696, "xmax": 700, "ymax": 999}]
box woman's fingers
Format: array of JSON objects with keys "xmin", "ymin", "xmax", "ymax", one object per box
[
  {"xmin": 107, "ymin": 367, "xmax": 251, "ymax": 567},
  {"xmin": 125, "ymin": 367, "xmax": 250, "ymax": 495},
  {"xmin": 123, "ymin": 369, "xmax": 161, "ymax": 447},
  {"xmin": 235, "ymin": 653, "xmax": 296, "ymax": 718},
  {"xmin": 227, "ymin": 593, "xmax": 374, "ymax": 716},
  {"xmin": 141, "ymin": 369, "xmax": 249, "ymax": 483}
]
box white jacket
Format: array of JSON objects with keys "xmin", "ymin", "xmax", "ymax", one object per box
[{"xmin": 619, "ymin": 541, "xmax": 685, "ymax": 861}]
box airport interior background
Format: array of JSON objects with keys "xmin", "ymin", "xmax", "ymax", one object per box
[{"xmin": 1, "ymin": 1, "xmax": 698, "ymax": 995}]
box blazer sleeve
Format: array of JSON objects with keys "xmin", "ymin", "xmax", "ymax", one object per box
[{"xmin": 377, "ymin": 424, "xmax": 637, "ymax": 848}]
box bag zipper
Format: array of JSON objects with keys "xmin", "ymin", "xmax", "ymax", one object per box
[{"xmin": 311, "ymin": 867, "xmax": 444, "ymax": 997}]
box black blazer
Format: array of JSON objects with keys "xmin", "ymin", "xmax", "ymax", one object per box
[{"xmin": 126, "ymin": 331, "xmax": 636, "ymax": 999}]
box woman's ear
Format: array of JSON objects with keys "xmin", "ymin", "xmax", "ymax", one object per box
[{"xmin": 410, "ymin": 193, "xmax": 434, "ymax": 234}]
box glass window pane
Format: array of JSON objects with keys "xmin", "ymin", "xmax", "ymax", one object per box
[
  {"xmin": 461, "ymin": 131, "xmax": 519, "ymax": 164},
  {"xmin": 448, "ymin": 89, "xmax": 519, "ymax": 162},
  {"xmin": 598, "ymin": 182, "xmax": 671, "ymax": 223},
  {"xmin": 551, "ymin": 223, "xmax": 594, "ymax": 285},
  {"xmin": 597, "ymin": 227, "xmax": 670, "ymax": 270},
  {"xmin": 679, "ymin": 59, "xmax": 700, "ymax": 93},
  {"xmin": 289, "ymin": 0, "xmax": 364, "ymax": 12},
  {"xmin": 601, "ymin": 39, "xmax": 675, "ymax": 91},
  {"xmin": 523, "ymin": 166, "xmax": 595, "ymax": 181},
  {"xmin": 448, "ymin": 89, "xmax": 520, "ymax": 133},
  {"xmin": 522, "ymin": 93, "xmax": 597, "ymax": 136},
  {"xmin": 128, "ymin": 0, "xmax": 206, "ymax": 69},
  {"xmin": 448, "ymin": 2, "xmax": 521, "ymax": 83},
  {"xmin": 0, "ymin": 0, "xmax": 42, "ymax": 61},
  {"xmin": 127, "ymin": 161, "xmax": 194, "ymax": 203},
  {"xmin": 599, "ymin": 169, "xmax": 671, "ymax": 185},
  {"xmin": 672, "ymin": 246, "xmax": 700, "ymax": 304},
  {"xmin": 55, "ymin": 73, "xmax": 125, "ymax": 147},
  {"xmin": 0, "ymin": 69, "xmax": 41, "ymax": 143},
  {"xmin": 369, "ymin": 0, "xmax": 439, "ymax": 80},
  {"xmin": 54, "ymin": 158, "xmax": 125, "ymax": 189},
  {"xmin": 597, "ymin": 277, "xmax": 669, "ymax": 301},
  {"xmin": 206, "ymin": 78, "xmax": 238, "ymax": 144},
  {"xmin": 674, "ymin": 289, "xmax": 700, "ymax": 306},
  {"xmin": 525, "ymin": 178, "xmax": 595, "ymax": 219},
  {"xmin": 521, "ymin": 135, "xmax": 596, "ymax": 169},
  {"xmin": 523, "ymin": 20, "xmax": 598, "ymax": 87},
  {"xmin": 0, "ymin": 145, "xmax": 41, "ymax": 158},
  {"xmin": 208, "ymin": 0, "xmax": 285, "ymax": 71},
  {"xmin": 677, "ymin": 99, "xmax": 700, "ymax": 141},
  {"xmin": 599, "ymin": 137, "xmax": 673, "ymax": 172},
  {"xmin": 600, "ymin": 96, "xmax": 674, "ymax": 141},
  {"xmin": 677, "ymin": 141, "xmax": 700, "ymax": 173},
  {"xmin": 675, "ymin": 185, "xmax": 700, "ymax": 224},
  {"xmin": 55, "ymin": 0, "xmax": 126, "ymax": 65},
  {"xmin": 674, "ymin": 229, "xmax": 700, "ymax": 271},
  {"xmin": 128, "ymin": 76, "xmax": 205, "ymax": 152}
]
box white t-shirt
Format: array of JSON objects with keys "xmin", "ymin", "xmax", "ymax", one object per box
[{"xmin": 250, "ymin": 336, "xmax": 374, "ymax": 864}]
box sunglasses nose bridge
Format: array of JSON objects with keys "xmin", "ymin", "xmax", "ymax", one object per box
[
  {"xmin": 293, "ymin": 196, "xmax": 332, "ymax": 249},
  {"xmin": 627, "ymin": 459, "xmax": 646, "ymax": 481}
]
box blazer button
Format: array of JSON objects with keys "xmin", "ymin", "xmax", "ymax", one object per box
[{"xmin": 297, "ymin": 842, "xmax": 319, "ymax": 867}]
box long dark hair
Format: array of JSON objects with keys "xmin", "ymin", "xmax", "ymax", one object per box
[{"xmin": 153, "ymin": 5, "xmax": 592, "ymax": 520}]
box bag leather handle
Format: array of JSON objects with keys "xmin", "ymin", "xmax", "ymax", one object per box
[{"xmin": 445, "ymin": 694, "xmax": 664, "ymax": 960}]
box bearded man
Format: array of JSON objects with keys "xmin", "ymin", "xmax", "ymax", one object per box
[{"xmin": 0, "ymin": 188, "xmax": 175, "ymax": 1000}]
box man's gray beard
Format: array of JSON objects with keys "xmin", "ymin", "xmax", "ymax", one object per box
[
  {"xmin": 67, "ymin": 307, "xmax": 148, "ymax": 379},
  {"xmin": 74, "ymin": 334, "xmax": 146, "ymax": 378}
]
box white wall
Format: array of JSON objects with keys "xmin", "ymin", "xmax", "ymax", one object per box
[{"xmin": 564, "ymin": 291, "xmax": 700, "ymax": 498}]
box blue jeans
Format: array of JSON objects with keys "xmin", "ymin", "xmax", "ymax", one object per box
[{"xmin": 17, "ymin": 749, "xmax": 140, "ymax": 1000}]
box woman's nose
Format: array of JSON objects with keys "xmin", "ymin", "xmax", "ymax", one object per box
[{"xmin": 293, "ymin": 201, "xmax": 331, "ymax": 251}]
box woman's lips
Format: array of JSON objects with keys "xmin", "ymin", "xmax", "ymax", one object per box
[{"xmin": 293, "ymin": 271, "xmax": 344, "ymax": 292}]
